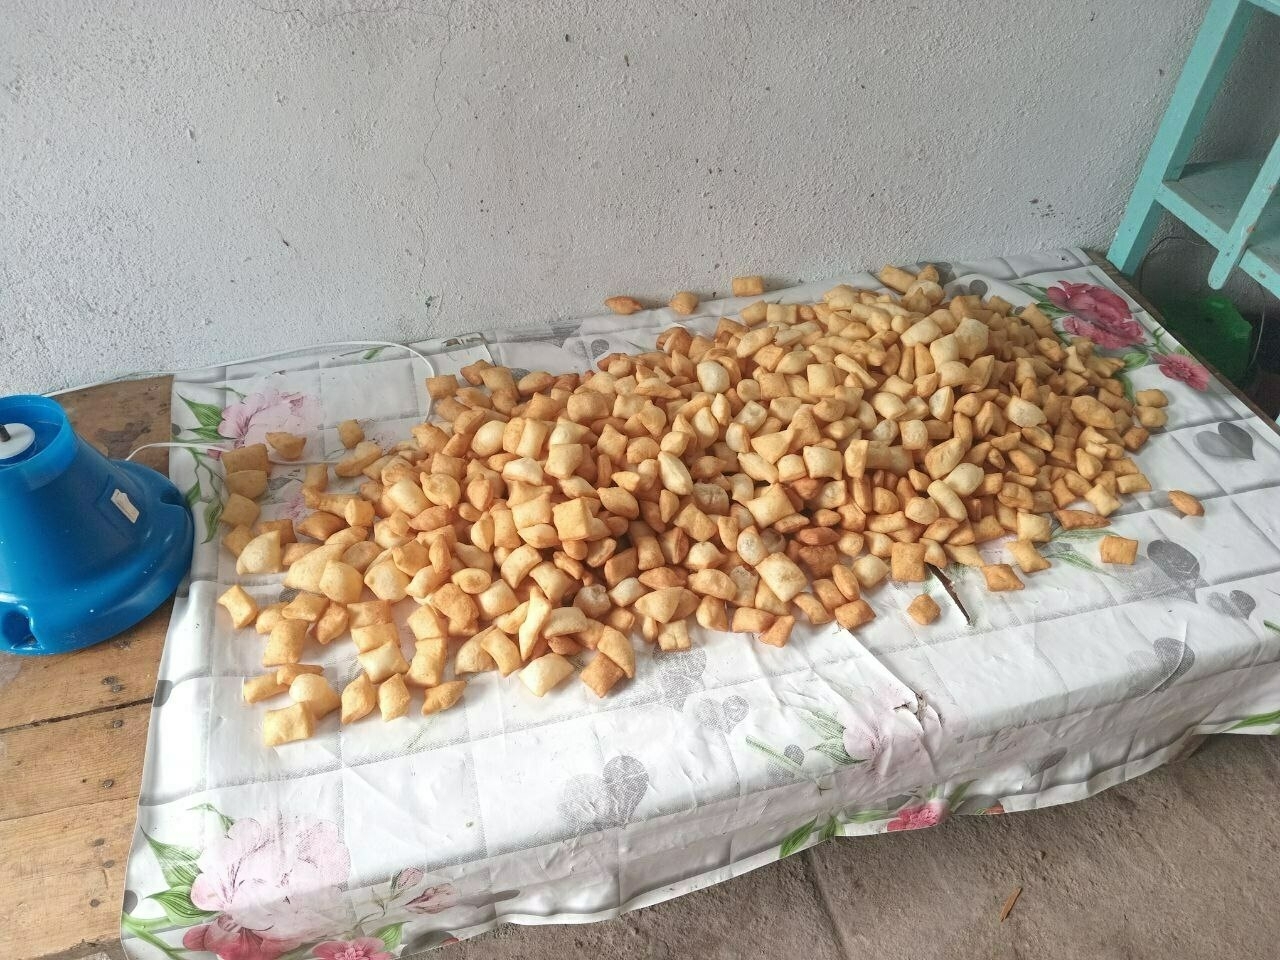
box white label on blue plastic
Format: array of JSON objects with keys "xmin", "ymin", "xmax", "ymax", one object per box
[{"xmin": 111, "ymin": 488, "xmax": 140, "ymax": 523}]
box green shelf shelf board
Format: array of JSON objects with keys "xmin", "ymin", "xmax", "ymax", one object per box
[{"xmin": 1157, "ymin": 159, "xmax": 1280, "ymax": 292}]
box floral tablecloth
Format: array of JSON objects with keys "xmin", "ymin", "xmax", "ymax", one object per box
[{"xmin": 122, "ymin": 249, "xmax": 1280, "ymax": 960}]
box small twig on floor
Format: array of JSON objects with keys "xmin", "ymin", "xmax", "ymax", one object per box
[{"xmin": 999, "ymin": 886, "xmax": 1023, "ymax": 923}]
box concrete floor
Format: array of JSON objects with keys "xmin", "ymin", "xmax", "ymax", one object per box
[{"xmin": 447, "ymin": 735, "xmax": 1280, "ymax": 960}]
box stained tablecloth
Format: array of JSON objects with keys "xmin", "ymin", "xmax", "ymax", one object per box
[{"xmin": 122, "ymin": 248, "xmax": 1280, "ymax": 960}]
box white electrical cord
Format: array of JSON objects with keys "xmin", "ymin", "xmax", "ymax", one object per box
[
  {"xmin": 43, "ymin": 340, "xmax": 437, "ymax": 398},
  {"xmin": 124, "ymin": 440, "xmax": 337, "ymax": 465}
]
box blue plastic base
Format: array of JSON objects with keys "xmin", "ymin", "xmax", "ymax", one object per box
[
  {"xmin": 32, "ymin": 463, "xmax": 194, "ymax": 660},
  {"xmin": 0, "ymin": 409, "xmax": 194, "ymax": 660}
]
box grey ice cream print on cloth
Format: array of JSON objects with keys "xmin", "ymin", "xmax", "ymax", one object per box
[
  {"xmin": 1195, "ymin": 421, "xmax": 1254, "ymax": 460},
  {"xmin": 558, "ymin": 756, "xmax": 650, "ymax": 833},
  {"xmin": 766, "ymin": 745, "xmax": 807, "ymax": 787},
  {"xmin": 695, "ymin": 695, "xmax": 749, "ymax": 734},
  {"xmin": 643, "ymin": 647, "xmax": 708, "ymax": 709},
  {"xmin": 1103, "ymin": 540, "xmax": 1207, "ymax": 603},
  {"xmin": 1125, "ymin": 637, "xmax": 1197, "ymax": 698},
  {"xmin": 1208, "ymin": 590, "xmax": 1256, "ymax": 620}
]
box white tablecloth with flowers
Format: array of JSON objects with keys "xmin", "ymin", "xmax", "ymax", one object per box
[{"xmin": 122, "ymin": 249, "xmax": 1280, "ymax": 960}]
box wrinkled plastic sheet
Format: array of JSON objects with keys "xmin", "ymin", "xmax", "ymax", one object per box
[{"xmin": 123, "ymin": 249, "xmax": 1280, "ymax": 959}]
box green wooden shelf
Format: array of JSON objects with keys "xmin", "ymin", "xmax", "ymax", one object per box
[
  {"xmin": 1158, "ymin": 159, "xmax": 1280, "ymax": 292},
  {"xmin": 1109, "ymin": 0, "xmax": 1280, "ymax": 300}
]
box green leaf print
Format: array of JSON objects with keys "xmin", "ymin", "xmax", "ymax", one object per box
[
  {"xmin": 148, "ymin": 888, "xmax": 217, "ymax": 926},
  {"xmin": 202, "ymin": 497, "xmax": 224, "ymax": 544},
  {"xmin": 800, "ymin": 708, "xmax": 845, "ymax": 741},
  {"xmin": 121, "ymin": 914, "xmax": 168, "ymax": 933},
  {"xmin": 120, "ymin": 914, "xmax": 189, "ymax": 960},
  {"xmin": 362, "ymin": 346, "xmax": 389, "ymax": 361},
  {"xmin": 1048, "ymin": 548, "xmax": 1107, "ymax": 575},
  {"xmin": 810, "ymin": 739, "xmax": 861, "ymax": 766},
  {"xmin": 779, "ymin": 819, "xmax": 815, "ymax": 858},
  {"xmin": 1115, "ymin": 371, "xmax": 1136, "ymax": 404},
  {"xmin": 183, "ymin": 481, "xmax": 201, "ymax": 510},
  {"xmin": 817, "ymin": 816, "xmax": 840, "ymax": 842},
  {"xmin": 1264, "ymin": 620, "xmax": 1280, "ymax": 634},
  {"xmin": 745, "ymin": 736, "xmax": 805, "ymax": 773},
  {"xmin": 1051, "ymin": 527, "xmax": 1110, "ymax": 543},
  {"xmin": 1122, "ymin": 351, "xmax": 1149, "ymax": 371},
  {"xmin": 180, "ymin": 396, "xmax": 225, "ymax": 431},
  {"xmin": 1230, "ymin": 710, "xmax": 1280, "ymax": 730},
  {"xmin": 188, "ymin": 802, "xmax": 235, "ymax": 834},
  {"xmin": 189, "ymin": 448, "xmax": 224, "ymax": 484},
  {"xmin": 143, "ymin": 832, "xmax": 201, "ymax": 890},
  {"xmin": 948, "ymin": 780, "xmax": 974, "ymax": 807},
  {"xmin": 375, "ymin": 922, "xmax": 406, "ymax": 950}
]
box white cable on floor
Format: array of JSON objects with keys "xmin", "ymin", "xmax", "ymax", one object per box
[{"xmin": 44, "ymin": 339, "xmax": 437, "ymax": 398}]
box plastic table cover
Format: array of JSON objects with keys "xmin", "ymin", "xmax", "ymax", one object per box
[{"xmin": 122, "ymin": 249, "xmax": 1280, "ymax": 960}]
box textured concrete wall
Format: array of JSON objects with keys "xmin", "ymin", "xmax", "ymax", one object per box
[{"xmin": 2, "ymin": 0, "xmax": 1277, "ymax": 393}]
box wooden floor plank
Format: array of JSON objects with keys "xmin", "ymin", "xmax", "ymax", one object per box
[
  {"xmin": 1, "ymin": 703, "xmax": 149, "ymax": 821},
  {"xmin": 0, "ymin": 610, "xmax": 167, "ymax": 730},
  {"xmin": 0, "ymin": 796, "xmax": 137, "ymax": 954}
]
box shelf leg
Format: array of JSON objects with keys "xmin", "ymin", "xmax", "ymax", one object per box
[
  {"xmin": 1207, "ymin": 137, "xmax": 1280, "ymax": 288},
  {"xmin": 1108, "ymin": 0, "xmax": 1254, "ymax": 276}
]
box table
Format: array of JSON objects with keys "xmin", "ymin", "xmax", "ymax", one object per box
[
  {"xmin": 0, "ymin": 376, "xmax": 173, "ymax": 960},
  {"xmin": 4, "ymin": 252, "xmax": 1279, "ymax": 960}
]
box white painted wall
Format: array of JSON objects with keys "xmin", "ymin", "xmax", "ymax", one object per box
[{"xmin": 2, "ymin": 0, "xmax": 1278, "ymax": 393}]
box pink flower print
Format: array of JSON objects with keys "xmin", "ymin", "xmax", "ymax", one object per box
[
  {"xmin": 836, "ymin": 684, "xmax": 931, "ymax": 779},
  {"xmin": 218, "ymin": 389, "xmax": 318, "ymax": 450},
  {"xmin": 311, "ymin": 939, "xmax": 393, "ymax": 960},
  {"xmin": 1154, "ymin": 352, "xmax": 1210, "ymax": 391},
  {"xmin": 277, "ymin": 483, "xmax": 310, "ymax": 523},
  {"xmin": 405, "ymin": 883, "xmax": 459, "ymax": 915},
  {"xmin": 189, "ymin": 816, "xmax": 351, "ymax": 948},
  {"xmin": 182, "ymin": 916, "xmax": 294, "ymax": 960},
  {"xmin": 393, "ymin": 866, "xmax": 425, "ymax": 891},
  {"xmin": 1048, "ymin": 282, "xmax": 1145, "ymax": 349},
  {"xmin": 885, "ymin": 799, "xmax": 948, "ymax": 832},
  {"xmin": 368, "ymin": 426, "xmax": 404, "ymax": 451},
  {"xmin": 842, "ymin": 721, "xmax": 886, "ymax": 769}
]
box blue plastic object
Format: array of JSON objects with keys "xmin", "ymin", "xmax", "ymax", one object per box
[{"xmin": 0, "ymin": 394, "xmax": 194, "ymax": 655}]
